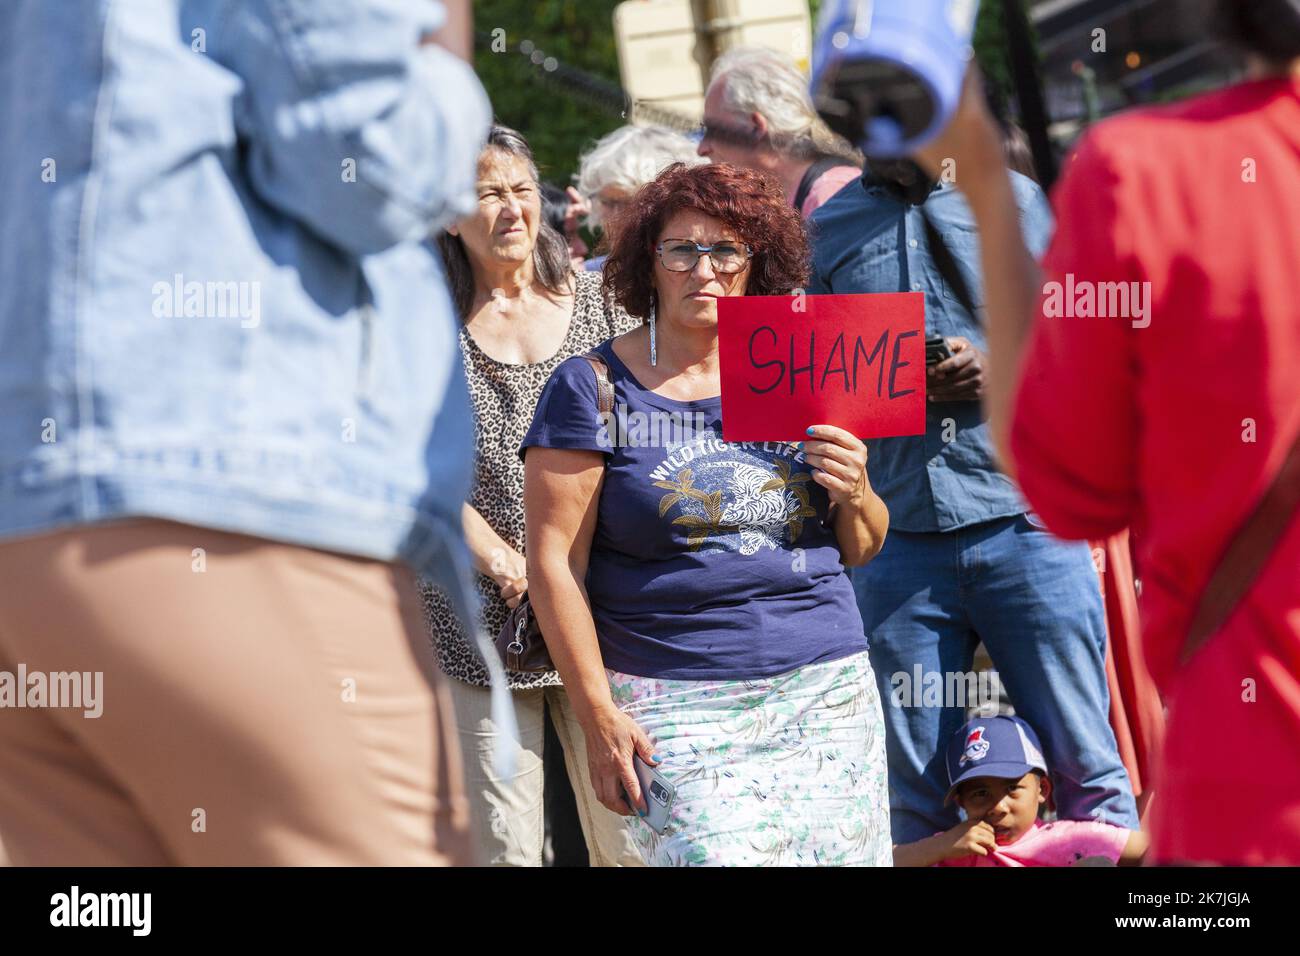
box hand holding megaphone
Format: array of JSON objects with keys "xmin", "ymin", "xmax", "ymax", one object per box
[
  {"xmin": 810, "ymin": 0, "xmax": 985, "ymax": 157},
  {"xmin": 910, "ymin": 66, "xmax": 1006, "ymax": 194}
]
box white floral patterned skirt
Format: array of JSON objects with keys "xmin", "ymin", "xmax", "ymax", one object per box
[{"xmin": 607, "ymin": 650, "xmax": 892, "ymax": 866}]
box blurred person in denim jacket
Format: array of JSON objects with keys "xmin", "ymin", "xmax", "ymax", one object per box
[{"xmin": 0, "ymin": 0, "xmax": 494, "ymax": 865}]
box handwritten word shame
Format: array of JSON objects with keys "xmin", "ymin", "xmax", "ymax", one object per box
[
  {"xmin": 746, "ymin": 327, "xmax": 918, "ymax": 399},
  {"xmin": 718, "ymin": 293, "xmax": 926, "ymax": 442}
]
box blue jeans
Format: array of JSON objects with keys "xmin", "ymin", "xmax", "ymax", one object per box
[{"xmin": 854, "ymin": 514, "xmax": 1139, "ymax": 843}]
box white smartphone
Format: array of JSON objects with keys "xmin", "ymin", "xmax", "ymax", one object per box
[{"xmin": 628, "ymin": 754, "xmax": 676, "ymax": 835}]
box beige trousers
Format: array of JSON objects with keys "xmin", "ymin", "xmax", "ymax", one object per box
[
  {"xmin": 447, "ymin": 677, "xmax": 641, "ymax": 866},
  {"xmin": 0, "ymin": 519, "xmax": 473, "ymax": 865}
]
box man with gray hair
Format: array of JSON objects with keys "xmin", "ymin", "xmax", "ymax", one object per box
[{"xmin": 698, "ymin": 46, "xmax": 860, "ymax": 218}]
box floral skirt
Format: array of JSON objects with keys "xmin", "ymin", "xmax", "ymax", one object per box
[{"xmin": 607, "ymin": 650, "xmax": 892, "ymax": 866}]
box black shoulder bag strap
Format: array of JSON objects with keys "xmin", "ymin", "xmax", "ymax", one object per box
[{"xmin": 920, "ymin": 209, "xmax": 980, "ymax": 321}]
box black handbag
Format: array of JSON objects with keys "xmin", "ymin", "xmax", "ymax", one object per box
[
  {"xmin": 496, "ymin": 595, "xmax": 551, "ymax": 673},
  {"xmin": 495, "ymin": 350, "xmax": 615, "ymax": 673}
]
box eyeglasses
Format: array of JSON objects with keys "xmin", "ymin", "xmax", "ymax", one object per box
[
  {"xmin": 697, "ymin": 117, "xmax": 754, "ymax": 144},
  {"xmin": 656, "ymin": 238, "xmax": 753, "ymax": 274}
]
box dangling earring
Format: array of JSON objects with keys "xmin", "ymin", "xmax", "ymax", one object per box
[{"xmin": 648, "ymin": 299, "xmax": 658, "ymax": 367}]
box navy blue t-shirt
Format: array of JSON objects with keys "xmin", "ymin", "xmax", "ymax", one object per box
[{"xmin": 520, "ymin": 339, "xmax": 867, "ymax": 680}]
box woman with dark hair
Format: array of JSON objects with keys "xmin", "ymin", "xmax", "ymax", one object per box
[
  {"xmin": 521, "ymin": 162, "xmax": 893, "ymax": 866},
  {"xmin": 913, "ymin": 0, "xmax": 1300, "ymax": 863},
  {"xmin": 426, "ymin": 125, "xmax": 640, "ymax": 866}
]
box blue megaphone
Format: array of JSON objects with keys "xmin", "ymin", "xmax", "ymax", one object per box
[{"xmin": 810, "ymin": 0, "xmax": 982, "ymax": 157}]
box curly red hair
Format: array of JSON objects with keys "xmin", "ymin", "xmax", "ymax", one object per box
[{"xmin": 601, "ymin": 162, "xmax": 810, "ymax": 320}]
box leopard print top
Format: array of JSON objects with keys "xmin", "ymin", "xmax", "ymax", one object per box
[{"xmin": 421, "ymin": 269, "xmax": 638, "ymax": 689}]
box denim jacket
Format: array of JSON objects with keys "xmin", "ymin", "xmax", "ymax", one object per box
[
  {"xmin": 0, "ymin": 0, "xmax": 490, "ymax": 608},
  {"xmin": 809, "ymin": 173, "xmax": 1054, "ymax": 532}
]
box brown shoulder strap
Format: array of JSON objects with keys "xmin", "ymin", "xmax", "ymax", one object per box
[
  {"xmin": 1183, "ymin": 426, "xmax": 1300, "ymax": 665},
  {"xmin": 582, "ymin": 351, "xmax": 615, "ymax": 416}
]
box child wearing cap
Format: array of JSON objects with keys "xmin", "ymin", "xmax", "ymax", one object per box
[{"xmin": 893, "ymin": 715, "xmax": 1148, "ymax": 867}]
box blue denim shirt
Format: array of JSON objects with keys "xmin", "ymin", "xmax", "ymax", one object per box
[
  {"xmin": 809, "ymin": 173, "xmax": 1054, "ymax": 532},
  {"xmin": 0, "ymin": 1, "xmax": 489, "ymax": 603}
]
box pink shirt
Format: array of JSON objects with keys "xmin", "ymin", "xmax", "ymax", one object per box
[
  {"xmin": 797, "ymin": 164, "xmax": 860, "ymax": 219},
  {"xmin": 934, "ymin": 820, "xmax": 1130, "ymax": 867}
]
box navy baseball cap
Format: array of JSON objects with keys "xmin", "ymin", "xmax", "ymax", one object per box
[{"xmin": 944, "ymin": 715, "xmax": 1048, "ymax": 804}]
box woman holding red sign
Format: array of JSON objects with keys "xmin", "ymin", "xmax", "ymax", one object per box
[{"xmin": 521, "ymin": 162, "xmax": 893, "ymax": 866}]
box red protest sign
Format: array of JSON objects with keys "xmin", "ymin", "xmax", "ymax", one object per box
[{"xmin": 717, "ymin": 292, "xmax": 926, "ymax": 442}]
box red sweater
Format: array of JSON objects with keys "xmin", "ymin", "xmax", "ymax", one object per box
[{"xmin": 1010, "ymin": 76, "xmax": 1300, "ymax": 864}]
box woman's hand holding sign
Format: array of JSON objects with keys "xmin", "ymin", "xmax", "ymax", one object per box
[
  {"xmin": 803, "ymin": 425, "xmax": 889, "ymax": 568},
  {"xmin": 803, "ymin": 425, "xmax": 869, "ymax": 508}
]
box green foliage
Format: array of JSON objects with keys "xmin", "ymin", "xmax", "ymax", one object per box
[
  {"xmin": 473, "ymin": 1, "xmax": 626, "ymax": 187},
  {"xmin": 972, "ymin": 0, "xmax": 1041, "ymax": 117},
  {"xmin": 472, "ymin": 1, "xmax": 1038, "ymax": 184}
]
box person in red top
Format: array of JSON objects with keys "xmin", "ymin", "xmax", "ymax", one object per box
[{"xmin": 915, "ymin": 1, "xmax": 1300, "ymax": 864}]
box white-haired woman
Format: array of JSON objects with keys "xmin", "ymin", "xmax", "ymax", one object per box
[
  {"xmin": 698, "ymin": 46, "xmax": 861, "ymax": 219},
  {"xmin": 575, "ymin": 125, "xmax": 704, "ymax": 270}
]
